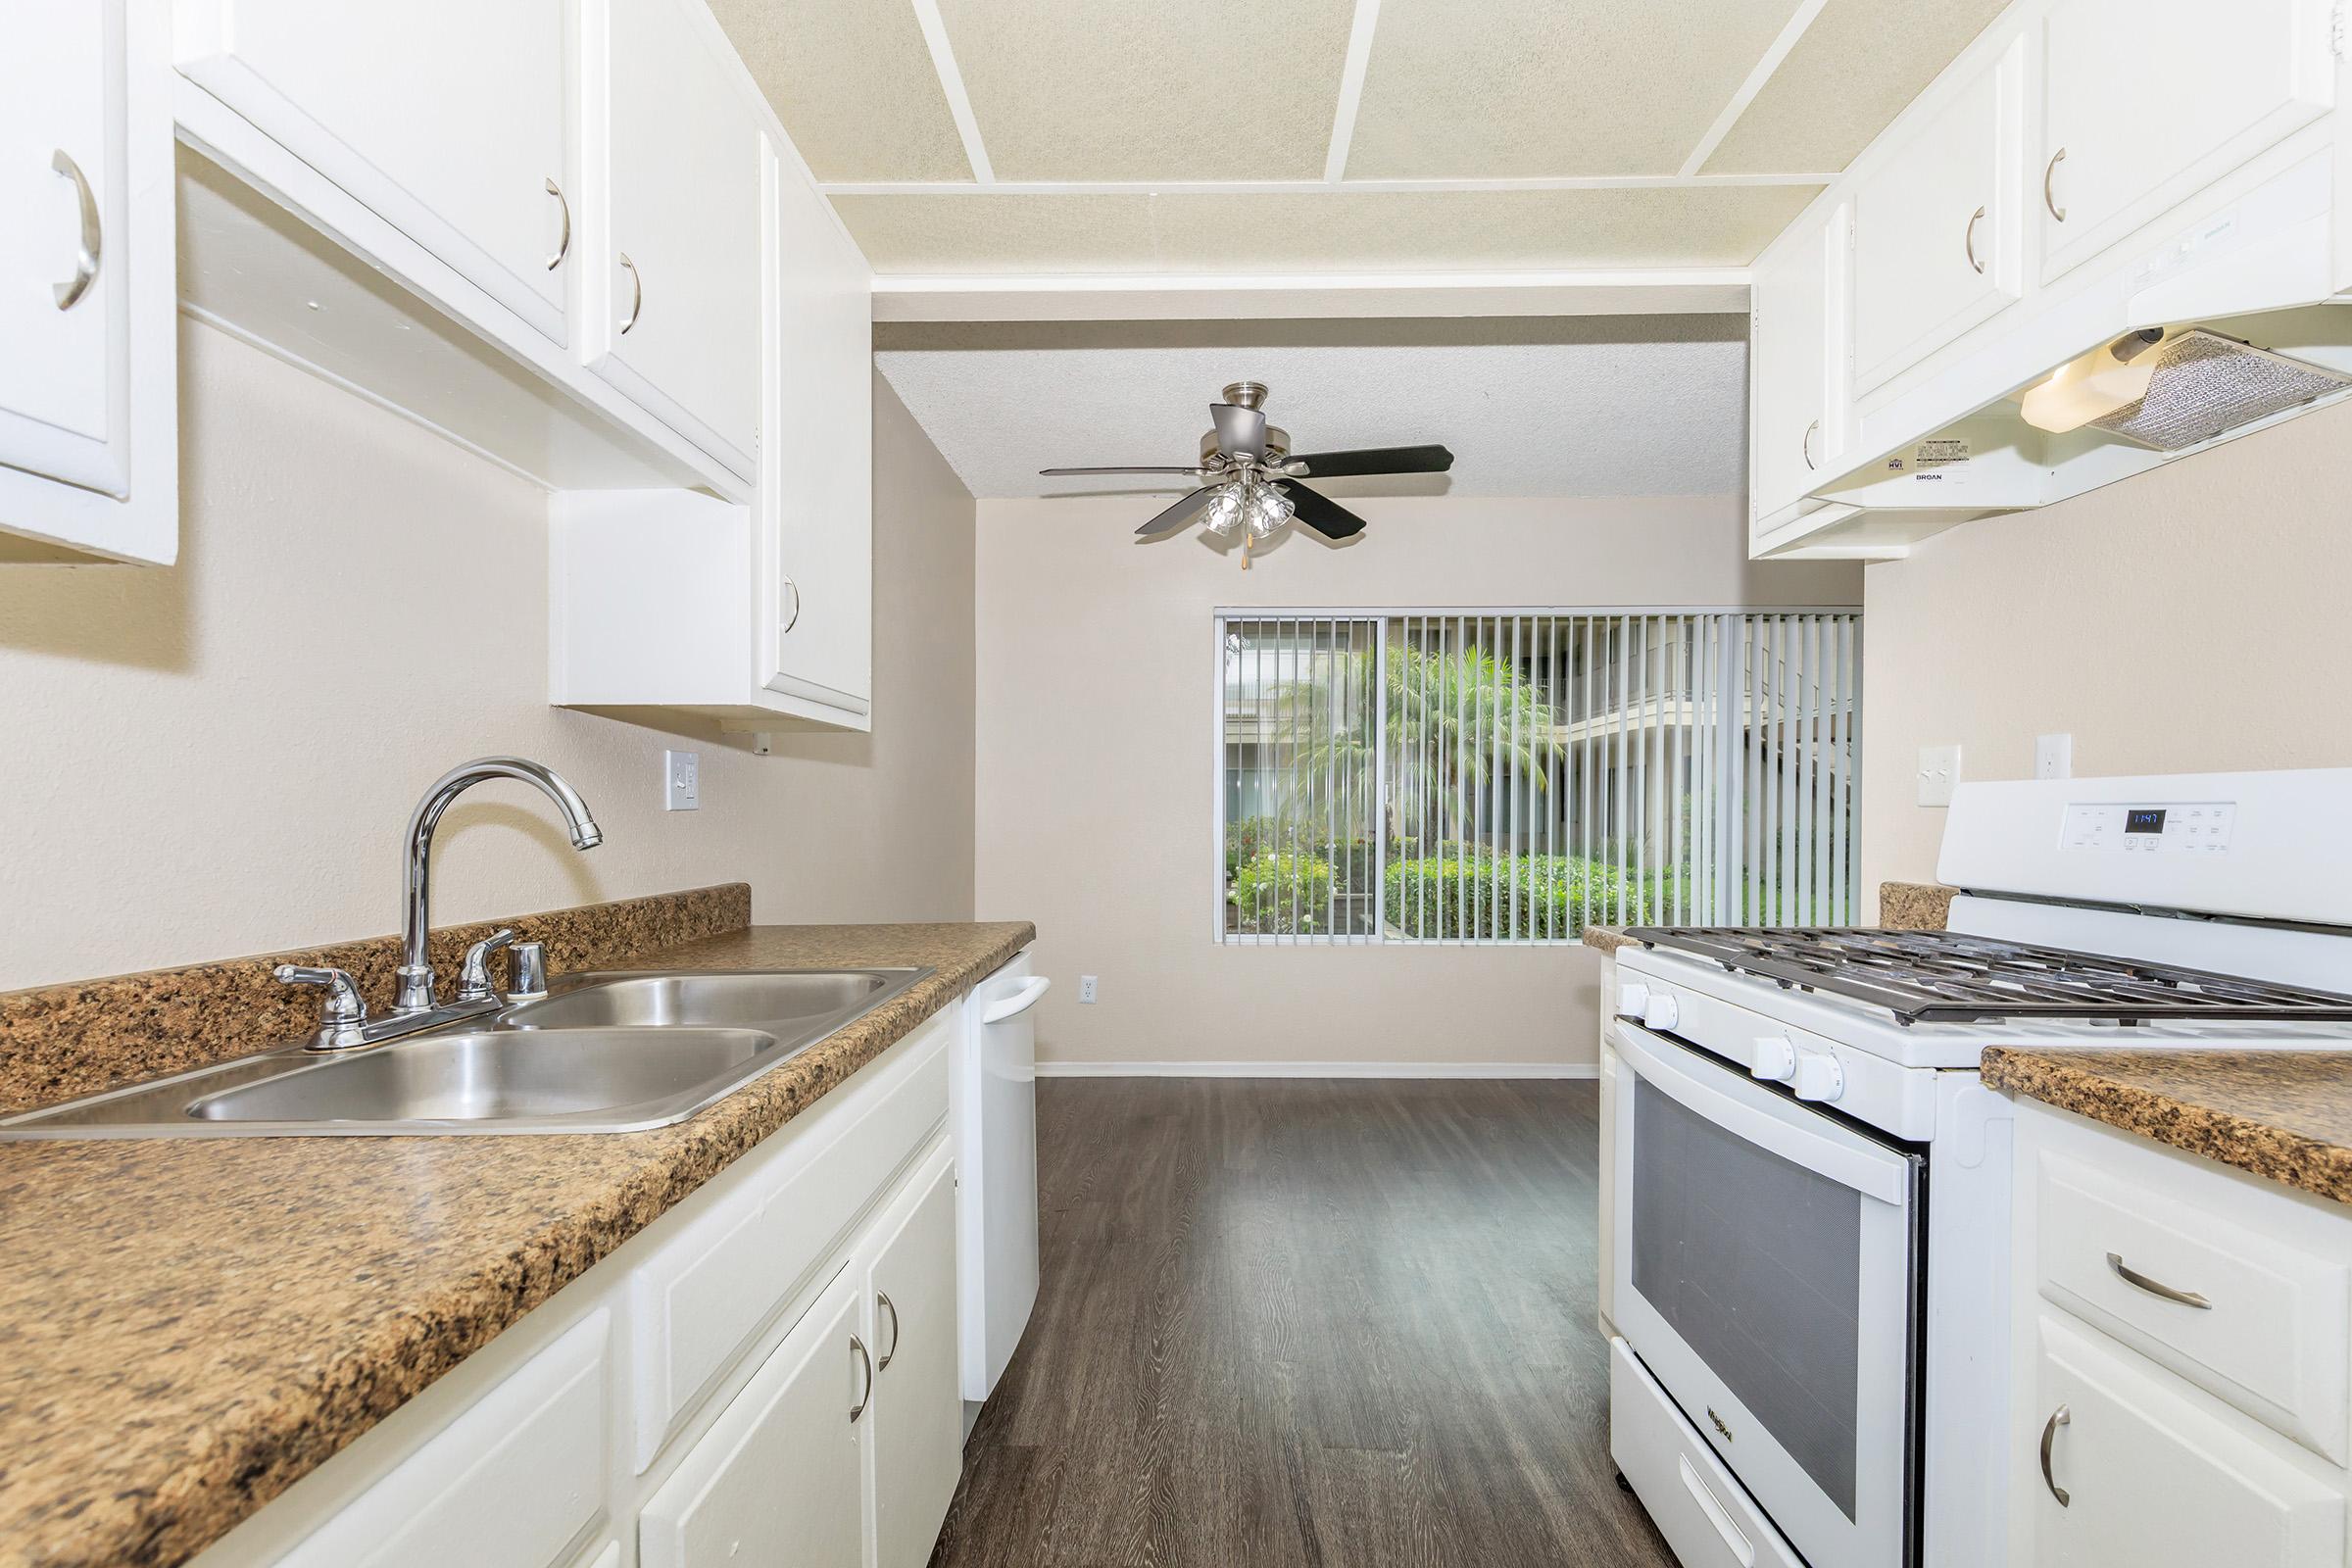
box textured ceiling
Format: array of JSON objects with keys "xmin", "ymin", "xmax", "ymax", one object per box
[
  {"xmin": 872, "ymin": 317, "xmax": 1749, "ymax": 498},
  {"xmin": 713, "ymin": 0, "xmax": 2012, "ymax": 276}
]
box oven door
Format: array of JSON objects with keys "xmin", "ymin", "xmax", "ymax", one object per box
[{"xmin": 1610, "ymin": 1021, "xmax": 1924, "ymax": 1568}]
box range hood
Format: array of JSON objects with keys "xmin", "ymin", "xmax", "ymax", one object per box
[{"xmin": 1766, "ymin": 149, "xmax": 2352, "ymax": 560}]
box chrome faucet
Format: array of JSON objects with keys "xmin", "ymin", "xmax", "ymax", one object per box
[{"xmin": 394, "ymin": 757, "xmax": 601, "ymax": 1013}]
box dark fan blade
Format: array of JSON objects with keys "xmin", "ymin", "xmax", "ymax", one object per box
[
  {"xmin": 1135, "ymin": 485, "xmax": 1223, "ymax": 539},
  {"xmin": 1040, "ymin": 466, "xmax": 1202, "ymax": 475},
  {"xmin": 1210, "ymin": 402, "xmax": 1267, "ymax": 460},
  {"xmin": 1277, "ymin": 481, "xmax": 1366, "ymax": 540},
  {"xmin": 1285, "ymin": 443, "xmax": 1453, "ymax": 478}
]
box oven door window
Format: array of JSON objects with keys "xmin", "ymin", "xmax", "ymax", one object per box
[{"xmin": 1632, "ymin": 1078, "xmax": 1863, "ymax": 1516}]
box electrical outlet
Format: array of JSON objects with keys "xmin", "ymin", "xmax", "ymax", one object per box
[
  {"xmin": 2036, "ymin": 733, "xmax": 2073, "ymax": 780},
  {"xmin": 1078, "ymin": 975, "xmax": 1099, "ymax": 1004},
  {"xmin": 1917, "ymin": 744, "xmax": 1962, "ymax": 808},
  {"xmin": 663, "ymin": 749, "xmax": 700, "ymax": 811}
]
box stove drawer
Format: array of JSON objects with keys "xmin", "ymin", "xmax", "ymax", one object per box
[
  {"xmin": 1610, "ymin": 1338, "xmax": 1806, "ymax": 1568},
  {"xmin": 2029, "ymin": 1109, "xmax": 2352, "ymax": 1465}
]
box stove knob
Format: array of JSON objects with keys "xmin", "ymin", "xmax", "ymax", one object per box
[
  {"xmin": 1793, "ymin": 1049, "xmax": 1846, "ymax": 1102},
  {"xmin": 1750, "ymin": 1037, "xmax": 1796, "ymax": 1082},
  {"xmin": 1616, "ymin": 981, "xmax": 1651, "ymax": 1020},
  {"xmin": 1642, "ymin": 993, "xmax": 1681, "ymax": 1032}
]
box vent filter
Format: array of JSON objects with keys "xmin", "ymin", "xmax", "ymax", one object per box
[{"xmin": 2091, "ymin": 328, "xmax": 2352, "ymax": 451}]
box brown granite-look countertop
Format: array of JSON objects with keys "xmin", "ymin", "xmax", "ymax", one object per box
[
  {"xmin": 1984, "ymin": 1047, "xmax": 2352, "ymax": 1208},
  {"xmin": 0, "ymin": 919, "xmax": 1033, "ymax": 1568},
  {"xmin": 1581, "ymin": 881, "xmax": 1957, "ymax": 956}
]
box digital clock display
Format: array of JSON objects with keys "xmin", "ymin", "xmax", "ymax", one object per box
[{"xmin": 2125, "ymin": 808, "xmax": 2168, "ymax": 834}]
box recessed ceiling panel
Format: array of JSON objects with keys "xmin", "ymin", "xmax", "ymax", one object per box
[
  {"xmin": 874, "ymin": 318, "xmax": 1751, "ymax": 498},
  {"xmin": 1346, "ymin": 0, "xmax": 1808, "ymax": 177},
  {"xmin": 935, "ymin": 0, "xmax": 1356, "ymax": 180},
  {"xmin": 708, "ymin": 0, "xmax": 972, "ymax": 181},
  {"xmin": 1702, "ymin": 0, "xmax": 2012, "ymax": 172},
  {"xmin": 832, "ymin": 185, "xmax": 1819, "ymax": 273}
]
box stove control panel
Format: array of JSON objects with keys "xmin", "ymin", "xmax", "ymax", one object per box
[{"xmin": 2061, "ymin": 801, "xmax": 2235, "ymax": 855}]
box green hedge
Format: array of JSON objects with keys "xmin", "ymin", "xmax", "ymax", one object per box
[
  {"xmin": 1227, "ymin": 852, "xmax": 1336, "ymax": 935},
  {"xmin": 1383, "ymin": 853, "xmax": 1689, "ymax": 939}
]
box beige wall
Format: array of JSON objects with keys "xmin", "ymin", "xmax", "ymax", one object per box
[
  {"xmin": 1859, "ymin": 398, "xmax": 2352, "ymax": 914},
  {"xmin": 0, "ymin": 325, "xmax": 975, "ymax": 992},
  {"xmin": 973, "ymin": 494, "xmax": 1860, "ymax": 1069}
]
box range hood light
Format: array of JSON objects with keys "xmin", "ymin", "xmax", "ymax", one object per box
[{"xmin": 2019, "ymin": 329, "xmax": 2168, "ymax": 434}]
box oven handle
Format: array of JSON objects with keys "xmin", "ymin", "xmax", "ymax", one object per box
[{"xmin": 1610, "ymin": 1021, "xmax": 1910, "ymax": 1205}]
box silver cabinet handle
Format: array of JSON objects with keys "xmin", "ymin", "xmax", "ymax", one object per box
[
  {"xmin": 618, "ymin": 252, "xmax": 642, "ymax": 333},
  {"xmin": 1801, "ymin": 418, "xmax": 1821, "ymax": 472},
  {"xmin": 780, "ymin": 574, "xmax": 802, "ymax": 634},
  {"xmin": 51, "ymin": 149, "xmax": 101, "ymax": 311},
  {"xmin": 545, "ymin": 177, "xmax": 570, "ymax": 270},
  {"xmin": 849, "ymin": 1333, "xmax": 872, "ymax": 1422},
  {"xmin": 1965, "ymin": 205, "xmax": 1985, "ymax": 273},
  {"xmin": 2043, "ymin": 148, "xmax": 2067, "ymax": 221},
  {"xmin": 2106, "ymin": 1251, "xmax": 2212, "ymax": 1309},
  {"xmin": 876, "ymin": 1292, "xmax": 900, "ymax": 1370},
  {"xmin": 2038, "ymin": 1404, "xmax": 2071, "ymax": 1506}
]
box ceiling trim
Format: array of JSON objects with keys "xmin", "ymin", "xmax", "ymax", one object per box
[
  {"xmin": 819, "ymin": 172, "xmax": 1833, "ymax": 195},
  {"xmin": 908, "ymin": 0, "xmax": 995, "ymax": 183},
  {"xmin": 869, "ymin": 268, "xmax": 1751, "ymax": 322},
  {"xmin": 1677, "ymin": 0, "xmax": 1832, "ymax": 175},
  {"xmin": 1322, "ymin": 0, "xmax": 1384, "ymax": 182}
]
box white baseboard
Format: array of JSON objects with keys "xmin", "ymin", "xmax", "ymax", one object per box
[{"xmin": 1034, "ymin": 1060, "xmax": 1599, "ymax": 1080}]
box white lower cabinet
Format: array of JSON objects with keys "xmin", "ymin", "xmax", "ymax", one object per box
[
  {"xmin": 194, "ymin": 1004, "xmax": 966, "ymax": 1568},
  {"xmin": 2010, "ymin": 1098, "xmax": 2352, "ymax": 1566},
  {"xmin": 641, "ymin": 1269, "xmax": 869, "ymax": 1568},
  {"xmin": 864, "ymin": 1149, "xmax": 964, "ymax": 1568},
  {"xmin": 2027, "ymin": 1311, "xmax": 2343, "ymax": 1567}
]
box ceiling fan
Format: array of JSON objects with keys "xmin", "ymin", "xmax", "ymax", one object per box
[{"xmin": 1040, "ymin": 381, "xmax": 1453, "ymax": 558}]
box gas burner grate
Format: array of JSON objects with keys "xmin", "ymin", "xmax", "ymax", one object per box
[{"xmin": 1623, "ymin": 926, "xmax": 2352, "ymax": 1026}]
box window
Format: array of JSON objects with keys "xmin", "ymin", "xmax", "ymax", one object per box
[{"xmin": 1216, "ymin": 611, "xmax": 1862, "ymax": 944}]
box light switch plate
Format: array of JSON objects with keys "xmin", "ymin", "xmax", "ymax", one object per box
[
  {"xmin": 663, "ymin": 750, "xmax": 700, "ymax": 811},
  {"xmin": 2036, "ymin": 733, "xmax": 2073, "ymax": 780},
  {"xmin": 1917, "ymin": 744, "xmax": 1962, "ymax": 807}
]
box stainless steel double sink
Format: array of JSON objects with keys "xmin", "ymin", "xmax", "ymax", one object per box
[{"xmin": 0, "ymin": 968, "xmax": 932, "ymax": 1139}]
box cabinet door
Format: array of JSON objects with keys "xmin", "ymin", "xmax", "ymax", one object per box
[
  {"xmin": 640, "ymin": 1270, "xmax": 869, "ymax": 1568},
  {"xmin": 0, "ymin": 2, "xmax": 128, "ymax": 499},
  {"xmin": 2039, "ymin": 0, "xmax": 2335, "ymax": 284},
  {"xmin": 173, "ymin": 0, "xmax": 572, "ymax": 343},
  {"xmin": 865, "ymin": 1150, "xmax": 963, "ymax": 1568},
  {"xmin": 1747, "ymin": 203, "xmax": 1848, "ymax": 528},
  {"xmin": 585, "ymin": 0, "xmax": 762, "ymax": 479},
  {"xmin": 1850, "ymin": 37, "xmax": 2023, "ymax": 394},
  {"xmin": 761, "ymin": 147, "xmax": 873, "ymax": 715},
  {"xmin": 2026, "ymin": 1312, "xmax": 2344, "ymax": 1568}
]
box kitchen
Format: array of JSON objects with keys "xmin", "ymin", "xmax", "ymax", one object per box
[{"xmin": 3, "ymin": 2, "xmax": 2350, "ymax": 1566}]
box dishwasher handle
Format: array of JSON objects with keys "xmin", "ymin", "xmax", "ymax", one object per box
[{"xmin": 979, "ymin": 975, "xmax": 1052, "ymax": 1024}]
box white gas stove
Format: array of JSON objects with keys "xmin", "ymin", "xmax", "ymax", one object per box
[{"xmin": 1604, "ymin": 767, "xmax": 2352, "ymax": 1568}]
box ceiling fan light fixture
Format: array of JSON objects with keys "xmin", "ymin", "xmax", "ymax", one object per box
[
  {"xmin": 1246, "ymin": 483, "xmax": 1292, "ymax": 539},
  {"xmin": 1204, "ymin": 483, "xmax": 1247, "ymax": 536}
]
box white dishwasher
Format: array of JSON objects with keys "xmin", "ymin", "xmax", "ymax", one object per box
[{"xmin": 953, "ymin": 951, "xmax": 1046, "ymax": 1409}]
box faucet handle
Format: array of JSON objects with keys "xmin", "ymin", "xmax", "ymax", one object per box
[
  {"xmin": 275, "ymin": 964, "xmax": 367, "ymax": 1027},
  {"xmin": 457, "ymin": 928, "xmax": 519, "ymax": 1004}
]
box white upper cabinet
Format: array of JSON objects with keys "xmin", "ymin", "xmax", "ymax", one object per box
[
  {"xmin": 583, "ymin": 0, "xmax": 762, "ymax": 480},
  {"xmin": 173, "ymin": 0, "xmax": 573, "ymax": 344},
  {"xmin": 2037, "ymin": 0, "xmax": 2337, "ymax": 284},
  {"xmin": 1851, "ymin": 37, "xmax": 2025, "ymax": 395},
  {"xmin": 762, "ymin": 145, "xmax": 873, "ymax": 715},
  {"xmin": 1747, "ymin": 200, "xmax": 1850, "ymax": 530},
  {"xmin": 0, "ymin": 0, "xmax": 175, "ymax": 564}
]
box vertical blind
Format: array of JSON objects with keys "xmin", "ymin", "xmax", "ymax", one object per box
[{"xmin": 1217, "ymin": 611, "xmax": 1862, "ymax": 944}]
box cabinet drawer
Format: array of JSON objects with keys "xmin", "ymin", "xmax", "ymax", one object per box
[
  {"xmin": 2026, "ymin": 1311, "xmax": 2345, "ymax": 1568},
  {"xmin": 1609, "ymin": 1338, "xmax": 1805, "ymax": 1568},
  {"xmin": 2035, "ymin": 1140, "xmax": 2352, "ymax": 1464},
  {"xmin": 275, "ymin": 1311, "xmax": 610, "ymax": 1568},
  {"xmin": 630, "ymin": 1006, "xmax": 953, "ymax": 1469}
]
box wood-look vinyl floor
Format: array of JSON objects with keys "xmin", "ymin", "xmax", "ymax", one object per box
[{"xmin": 928, "ymin": 1078, "xmax": 1676, "ymax": 1568}]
